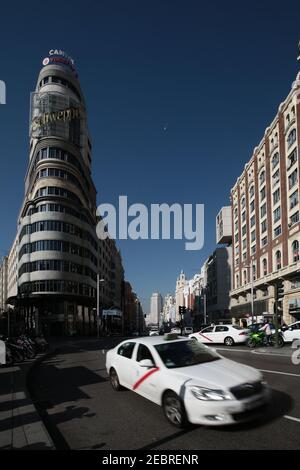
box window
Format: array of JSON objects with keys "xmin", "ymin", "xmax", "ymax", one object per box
[
  {"xmin": 273, "ymin": 207, "xmax": 281, "ymax": 223},
  {"xmin": 273, "ymin": 188, "xmax": 280, "ymax": 205},
  {"xmin": 235, "ymin": 233, "xmax": 239, "ymax": 243},
  {"xmin": 259, "ymin": 170, "xmax": 265, "ymax": 186},
  {"xmin": 242, "ymin": 225, "xmax": 246, "ymax": 236},
  {"xmin": 235, "ymin": 220, "xmax": 238, "ymax": 231},
  {"xmin": 136, "ymin": 344, "xmax": 155, "ymax": 364},
  {"xmin": 272, "ymin": 152, "xmax": 280, "ymax": 169},
  {"xmin": 117, "ymin": 342, "xmax": 135, "ymax": 359},
  {"xmin": 289, "ymin": 169, "xmax": 298, "ymax": 190},
  {"xmin": 241, "ymin": 197, "xmax": 246, "ymax": 209},
  {"xmin": 215, "ymin": 326, "xmax": 229, "ymax": 332},
  {"xmin": 242, "ymin": 211, "xmax": 246, "ymax": 222},
  {"xmin": 292, "ymin": 240, "xmax": 299, "ymax": 262},
  {"xmin": 272, "ymin": 169, "xmax": 280, "ymax": 187},
  {"xmin": 250, "ymin": 200, "xmax": 255, "ymax": 213},
  {"xmin": 234, "ymin": 207, "xmax": 238, "ymax": 218},
  {"xmin": 261, "ymin": 236, "xmax": 268, "ymax": 247},
  {"xmin": 242, "ymin": 239, "xmax": 247, "ymax": 249},
  {"xmin": 261, "ymin": 220, "xmax": 267, "ymax": 233},
  {"xmin": 290, "ymin": 190, "xmax": 299, "ymax": 210},
  {"xmin": 250, "ymin": 215, "xmax": 255, "ymax": 227},
  {"xmin": 287, "ymin": 149, "xmax": 297, "ymax": 169},
  {"xmin": 251, "ymin": 245, "xmax": 256, "ymax": 255},
  {"xmin": 201, "ymin": 326, "xmax": 214, "ymax": 333},
  {"xmin": 260, "ymin": 187, "xmax": 266, "ymax": 201},
  {"xmin": 290, "ymin": 212, "xmax": 299, "ymax": 226},
  {"xmin": 243, "ymin": 270, "xmax": 247, "ymax": 284},
  {"xmin": 251, "ymin": 230, "xmax": 256, "ymax": 242},
  {"xmin": 262, "ymin": 258, "xmax": 268, "ymax": 276},
  {"xmin": 260, "ymin": 203, "xmax": 266, "ymax": 218},
  {"xmin": 236, "ymin": 274, "xmax": 239, "ymax": 288},
  {"xmin": 249, "ymin": 185, "xmax": 255, "ymax": 199},
  {"xmin": 287, "ymin": 129, "xmax": 296, "ymax": 149},
  {"xmin": 252, "ymin": 264, "xmax": 256, "ymax": 280},
  {"xmin": 275, "ymin": 250, "xmax": 282, "ymax": 270},
  {"xmin": 274, "ymin": 225, "xmax": 282, "ymax": 238}
]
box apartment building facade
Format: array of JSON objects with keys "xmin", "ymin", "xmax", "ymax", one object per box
[{"xmin": 230, "ymin": 71, "xmax": 300, "ymax": 324}]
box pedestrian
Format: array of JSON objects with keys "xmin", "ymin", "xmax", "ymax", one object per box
[{"xmin": 259, "ymin": 320, "xmax": 272, "ymax": 345}]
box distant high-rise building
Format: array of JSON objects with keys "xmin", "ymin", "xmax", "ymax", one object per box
[{"xmin": 148, "ymin": 292, "xmax": 163, "ymax": 325}]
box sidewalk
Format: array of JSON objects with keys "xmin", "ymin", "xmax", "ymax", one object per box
[{"xmin": 0, "ymin": 352, "xmax": 55, "ymax": 450}]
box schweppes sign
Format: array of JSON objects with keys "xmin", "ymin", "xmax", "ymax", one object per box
[{"xmin": 31, "ymin": 106, "xmax": 81, "ymax": 134}]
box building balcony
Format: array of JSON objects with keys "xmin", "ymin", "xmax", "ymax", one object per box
[
  {"xmin": 231, "ymin": 261, "xmax": 300, "ymax": 298},
  {"xmin": 284, "ymin": 116, "xmax": 296, "ymax": 135}
]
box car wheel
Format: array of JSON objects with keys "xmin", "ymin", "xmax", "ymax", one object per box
[
  {"xmin": 190, "ymin": 336, "xmax": 197, "ymax": 342},
  {"xmin": 110, "ymin": 368, "xmax": 123, "ymax": 391},
  {"xmin": 162, "ymin": 391, "xmax": 187, "ymax": 428},
  {"xmin": 224, "ymin": 336, "xmax": 234, "ymax": 347}
]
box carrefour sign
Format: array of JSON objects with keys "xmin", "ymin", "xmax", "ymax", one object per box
[{"xmin": 42, "ymin": 49, "xmax": 76, "ymax": 74}]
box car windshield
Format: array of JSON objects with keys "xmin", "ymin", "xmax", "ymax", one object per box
[
  {"xmin": 231, "ymin": 325, "xmax": 244, "ymax": 330},
  {"xmin": 154, "ymin": 340, "xmax": 220, "ymax": 369}
]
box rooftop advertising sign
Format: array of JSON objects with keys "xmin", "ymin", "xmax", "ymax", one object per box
[{"xmin": 42, "ymin": 49, "xmax": 77, "ymax": 75}]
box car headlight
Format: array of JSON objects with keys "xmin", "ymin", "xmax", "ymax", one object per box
[{"xmin": 190, "ymin": 386, "xmax": 232, "ymax": 401}]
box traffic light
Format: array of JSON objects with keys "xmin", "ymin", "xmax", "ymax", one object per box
[
  {"xmin": 179, "ymin": 306, "xmax": 186, "ymax": 317},
  {"xmin": 275, "ymin": 279, "xmax": 284, "ymax": 313}
]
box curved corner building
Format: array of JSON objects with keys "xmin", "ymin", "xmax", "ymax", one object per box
[{"xmin": 18, "ymin": 51, "xmax": 98, "ymax": 335}]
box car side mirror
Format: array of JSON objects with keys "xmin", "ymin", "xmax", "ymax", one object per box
[{"xmin": 139, "ymin": 359, "xmax": 155, "ymax": 368}]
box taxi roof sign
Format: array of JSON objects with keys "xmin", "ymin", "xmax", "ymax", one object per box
[{"xmin": 164, "ymin": 333, "xmax": 179, "ymax": 341}]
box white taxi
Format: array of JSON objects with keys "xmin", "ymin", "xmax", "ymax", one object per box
[
  {"xmin": 105, "ymin": 334, "xmax": 270, "ymax": 427},
  {"xmin": 189, "ymin": 324, "xmax": 249, "ymax": 346},
  {"xmin": 281, "ymin": 321, "xmax": 300, "ymax": 343}
]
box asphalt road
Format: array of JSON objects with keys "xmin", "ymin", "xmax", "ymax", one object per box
[{"xmin": 29, "ymin": 338, "xmax": 300, "ymax": 450}]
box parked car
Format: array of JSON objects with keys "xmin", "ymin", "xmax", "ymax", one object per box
[
  {"xmin": 149, "ymin": 329, "xmax": 159, "ymax": 336},
  {"xmin": 182, "ymin": 326, "xmax": 193, "ymax": 336},
  {"xmin": 189, "ymin": 324, "xmax": 249, "ymax": 346},
  {"xmin": 170, "ymin": 327, "xmax": 181, "ymax": 334},
  {"xmin": 106, "ymin": 335, "xmax": 271, "ymax": 427}
]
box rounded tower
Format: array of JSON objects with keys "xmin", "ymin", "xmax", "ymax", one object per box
[{"xmin": 18, "ymin": 50, "xmax": 98, "ymax": 335}]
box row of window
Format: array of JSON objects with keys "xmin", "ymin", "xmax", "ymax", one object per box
[
  {"xmin": 19, "ymin": 280, "xmax": 96, "ymax": 297},
  {"xmin": 35, "ymin": 167, "xmax": 82, "ymax": 190},
  {"xmin": 35, "ymin": 186, "xmax": 82, "ymax": 205},
  {"xmin": 19, "ymin": 219, "xmax": 97, "ymax": 251},
  {"xmin": 31, "ymin": 146, "xmax": 90, "ymax": 191},
  {"xmin": 19, "ymin": 240, "xmax": 97, "ymax": 266},
  {"xmin": 19, "ymin": 259, "xmax": 97, "ymax": 281},
  {"xmin": 26, "ymin": 203, "xmax": 92, "ymax": 225},
  {"xmin": 236, "ymin": 148, "xmax": 298, "ymax": 218},
  {"xmin": 235, "ymin": 241, "xmax": 300, "ymax": 287},
  {"xmin": 39, "ymin": 75, "xmax": 81, "ymax": 101}
]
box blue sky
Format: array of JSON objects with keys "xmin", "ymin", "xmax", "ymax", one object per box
[{"xmin": 0, "ymin": 0, "xmax": 300, "ymax": 312}]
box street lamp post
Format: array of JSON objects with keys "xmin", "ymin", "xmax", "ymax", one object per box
[
  {"xmin": 245, "ymin": 264, "xmax": 254, "ymax": 325},
  {"xmin": 97, "ymin": 274, "xmax": 105, "ymax": 339}
]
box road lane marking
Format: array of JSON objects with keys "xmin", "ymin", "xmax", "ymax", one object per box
[
  {"xmin": 284, "ymin": 415, "xmax": 300, "ymax": 423},
  {"xmin": 259, "ymin": 369, "xmax": 300, "ymax": 378},
  {"xmin": 216, "ymin": 347, "xmax": 291, "ymax": 357},
  {"xmin": 216, "ymin": 348, "xmax": 250, "ymax": 353}
]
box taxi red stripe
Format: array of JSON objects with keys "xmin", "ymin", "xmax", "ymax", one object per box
[
  {"xmin": 199, "ymin": 332, "xmax": 213, "ymax": 342},
  {"xmin": 133, "ymin": 367, "xmax": 160, "ymax": 390}
]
